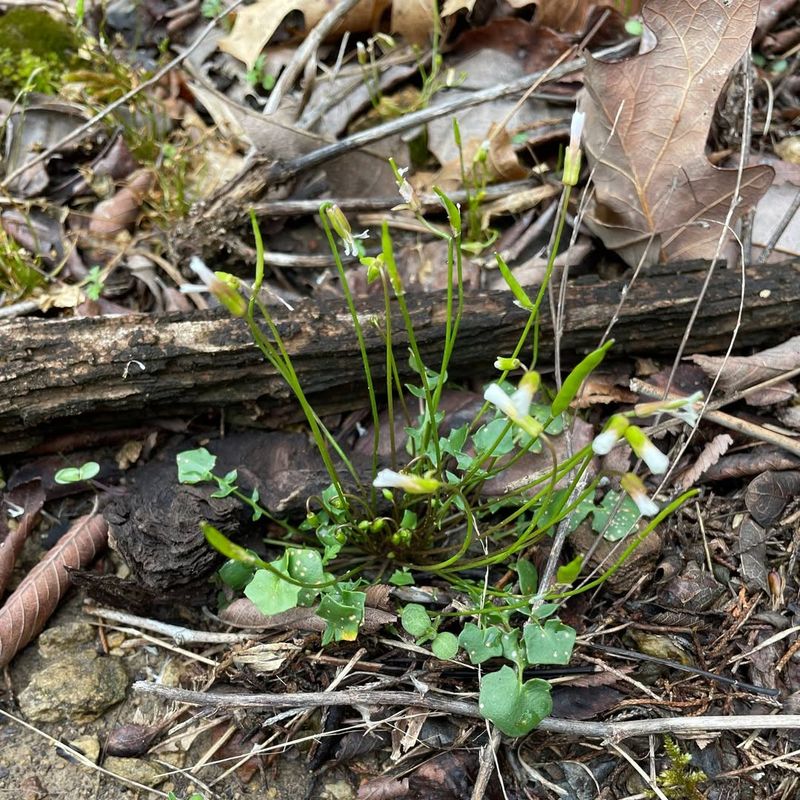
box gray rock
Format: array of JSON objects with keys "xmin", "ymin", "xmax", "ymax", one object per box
[
  {"xmin": 18, "ymin": 651, "xmax": 128, "ymax": 723},
  {"xmin": 38, "ymin": 621, "xmax": 96, "ymax": 658},
  {"xmin": 103, "ymin": 756, "xmax": 166, "ymax": 788}
]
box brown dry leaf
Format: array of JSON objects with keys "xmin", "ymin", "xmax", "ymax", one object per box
[
  {"xmin": 392, "ymin": 0, "xmax": 435, "ymax": 44},
  {"xmin": 441, "ymin": 0, "xmax": 476, "ymax": 14},
  {"xmin": 220, "ymin": 0, "xmax": 390, "ymax": 69},
  {"xmin": 702, "ymin": 447, "xmax": 800, "ymax": 481},
  {"xmin": 0, "ymin": 514, "xmax": 108, "ymax": 667},
  {"xmin": 577, "ymin": 0, "xmax": 774, "ymax": 266},
  {"xmin": 530, "ymin": 0, "xmax": 644, "ymax": 34},
  {"xmin": 89, "ymin": 169, "xmax": 155, "ymax": 238},
  {"xmin": 0, "ymin": 481, "xmax": 45, "ymax": 596},
  {"xmin": 689, "ymin": 335, "xmax": 800, "ymax": 395},
  {"xmin": 676, "ymin": 432, "xmax": 733, "ymax": 489},
  {"xmin": 435, "ymin": 124, "xmax": 530, "ymax": 189},
  {"xmin": 745, "ymin": 470, "xmax": 800, "ymax": 526}
]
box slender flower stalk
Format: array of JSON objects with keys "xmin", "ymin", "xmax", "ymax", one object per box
[
  {"xmin": 621, "ymin": 473, "xmax": 660, "ymax": 517},
  {"xmin": 372, "ymin": 469, "xmax": 440, "ymax": 494},
  {"xmin": 634, "ymin": 391, "xmax": 704, "ymax": 426},
  {"xmin": 624, "ymin": 425, "xmax": 669, "ymax": 474}
]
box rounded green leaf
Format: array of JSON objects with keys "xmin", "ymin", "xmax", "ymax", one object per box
[
  {"xmin": 176, "ymin": 448, "xmax": 216, "ymax": 484},
  {"xmin": 478, "ymin": 666, "xmax": 552, "ymax": 737},
  {"xmin": 401, "ymin": 603, "xmax": 433, "ymax": 638},
  {"xmin": 431, "ymin": 632, "xmax": 458, "ymax": 660}
]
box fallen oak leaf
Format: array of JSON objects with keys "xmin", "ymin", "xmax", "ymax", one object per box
[
  {"xmin": 0, "ymin": 513, "xmax": 108, "ymax": 667},
  {"xmin": 0, "ymin": 481, "xmax": 46, "ymax": 596},
  {"xmin": 219, "ymin": 0, "xmax": 390, "ymax": 70},
  {"xmin": 577, "ymin": 0, "xmax": 773, "ymax": 266}
]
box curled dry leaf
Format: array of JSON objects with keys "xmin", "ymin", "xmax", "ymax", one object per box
[
  {"xmin": 0, "ymin": 513, "xmax": 108, "ymax": 667},
  {"xmin": 702, "ymin": 447, "xmax": 800, "ymax": 481},
  {"xmin": 89, "ymin": 169, "xmax": 155, "ymax": 239},
  {"xmin": 577, "ymin": 0, "xmax": 774, "ymax": 266},
  {"xmin": 690, "ymin": 335, "xmax": 800, "ymax": 396},
  {"xmin": 0, "ymin": 481, "xmax": 45, "ymax": 596},
  {"xmin": 745, "ymin": 470, "xmax": 800, "ymax": 527},
  {"xmin": 676, "ymin": 432, "xmax": 733, "ymax": 489}
]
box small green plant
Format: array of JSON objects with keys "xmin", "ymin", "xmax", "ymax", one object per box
[
  {"xmin": 167, "ymin": 792, "xmax": 205, "ymax": 800},
  {"xmin": 180, "ymin": 110, "xmax": 699, "ymax": 737},
  {"xmin": 246, "ymin": 54, "xmax": 276, "ymax": 93},
  {"xmin": 0, "ymin": 8, "xmax": 78, "ymax": 96},
  {"xmin": 0, "ymin": 229, "xmax": 45, "ymax": 300},
  {"xmin": 54, "ymin": 461, "xmax": 100, "ymax": 485},
  {"xmin": 81, "ymin": 266, "xmax": 105, "ymax": 302},
  {"xmin": 356, "ymin": 1, "xmax": 452, "ymax": 119},
  {"xmin": 649, "ymin": 737, "xmax": 707, "ymax": 800}
]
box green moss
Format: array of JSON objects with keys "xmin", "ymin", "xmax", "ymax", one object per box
[
  {"xmin": 648, "ymin": 737, "xmax": 707, "ymax": 800},
  {"xmin": 0, "ymin": 8, "xmax": 79, "ymax": 96},
  {"xmin": 0, "ymin": 8, "xmax": 78, "ymax": 59}
]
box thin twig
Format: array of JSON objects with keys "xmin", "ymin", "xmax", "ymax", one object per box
[
  {"xmin": 739, "ymin": 50, "xmax": 755, "ymax": 264},
  {"xmin": 755, "ymin": 189, "xmax": 800, "ymax": 265},
  {"xmin": 132, "ymin": 683, "xmax": 800, "ymax": 742},
  {"xmin": 258, "ymin": 39, "xmax": 638, "ymax": 189},
  {"xmin": 85, "ymin": 606, "xmax": 261, "ymax": 644},
  {"xmin": 472, "ymin": 726, "xmax": 503, "ymax": 800},
  {"xmin": 252, "ymin": 180, "xmax": 536, "ymax": 217},
  {"xmin": 264, "ymin": 0, "xmax": 362, "ymax": 115}
]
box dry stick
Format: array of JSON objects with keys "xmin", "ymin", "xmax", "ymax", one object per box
[
  {"xmin": 133, "ymin": 682, "xmax": 800, "ymax": 743},
  {"xmin": 252, "ymin": 179, "xmax": 535, "ymax": 217},
  {"xmin": 85, "ymin": 606, "xmax": 260, "ymax": 645},
  {"xmin": 256, "ymin": 38, "xmax": 638, "ymax": 188},
  {"xmin": 586, "ymin": 642, "xmax": 779, "ymax": 698},
  {"xmin": 755, "ymin": 188, "xmax": 800, "ymax": 265},
  {"xmin": 0, "ymin": 0, "xmax": 246, "ymax": 190},
  {"xmin": 740, "ymin": 50, "xmax": 756, "ymax": 263},
  {"xmin": 631, "ymin": 378, "xmax": 800, "ymax": 458},
  {"xmin": 471, "ymin": 726, "xmax": 503, "ymax": 800},
  {"xmin": 264, "ymin": 0, "xmax": 362, "ymax": 115}
]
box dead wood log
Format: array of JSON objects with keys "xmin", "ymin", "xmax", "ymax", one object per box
[{"xmin": 2, "ymin": 259, "xmax": 799, "ymax": 455}]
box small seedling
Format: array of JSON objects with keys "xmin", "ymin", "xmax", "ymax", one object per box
[{"xmin": 54, "ymin": 461, "xmax": 100, "ymax": 484}]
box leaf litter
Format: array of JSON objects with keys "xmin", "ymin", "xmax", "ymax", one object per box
[{"xmin": 2, "ymin": 0, "xmax": 800, "ymax": 797}]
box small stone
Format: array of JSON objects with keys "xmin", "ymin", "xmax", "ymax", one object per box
[
  {"xmin": 38, "ymin": 622, "xmax": 96, "ymax": 658},
  {"xmin": 69, "ymin": 734, "xmax": 101, "ymax": 764},
  {"xmin": 103, "ymin": 756, "xmax": 166, "ymax": 788},
  {"xmin": 18, "ymin": 652, "xmax": 128, "ymax": 723},
  {"xmin": 319, "ymin": 778, "xmax": 355, "ymax": 800}
]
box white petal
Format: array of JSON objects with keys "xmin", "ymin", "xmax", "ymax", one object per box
[
  {"xmin": 633, "ymin": 493, "xmax": 660, "ymax": 517},
  {"xmin": 372, "ymin": 469, "xmax": 408, "ymax": 490},
  {"xmin": 510, "ymin": 384, "xmax": 533, "ymax": 418},
  {"xmin": 484, "ymin": 383, "xmax": 517, "ymax": 419},
  {"xmin": 592, "ymin": 429, "xmax": 619, "ymax": 455},
  {"xmin": 641, "ymin": 443, "xmax": 669, "ymax": 475}
]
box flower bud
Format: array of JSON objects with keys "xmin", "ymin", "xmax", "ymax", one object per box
[{"xmin": 624, "ymin": 425, "xmax": 669, "ymax": 474}]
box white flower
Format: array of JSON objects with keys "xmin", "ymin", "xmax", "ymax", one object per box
[
  {"xmin": 624, "ymin": 425, "xmax": 669, "ymax": 475},
  {"xmin": 483, "ymin": 381, "xmax": 543, "ymax": 439},
  {"xmin": 325, "ymin": 205, "xmax": 369, "ymax": 257},
  {"xmin": 592, "ymin": 415, "xmax": 629, "ymax": 455},
  {"xmin": 621, "ymin": 473, "xmax": 660, "ymax": 517},
  {"xmin": 372, "ymin": 469, "xmax": 440, "ymax": 494}
]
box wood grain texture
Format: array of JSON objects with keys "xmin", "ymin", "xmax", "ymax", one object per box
[{"xmin": 1, "ymin": 259, "xmax": 799, "ymax": 454}]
